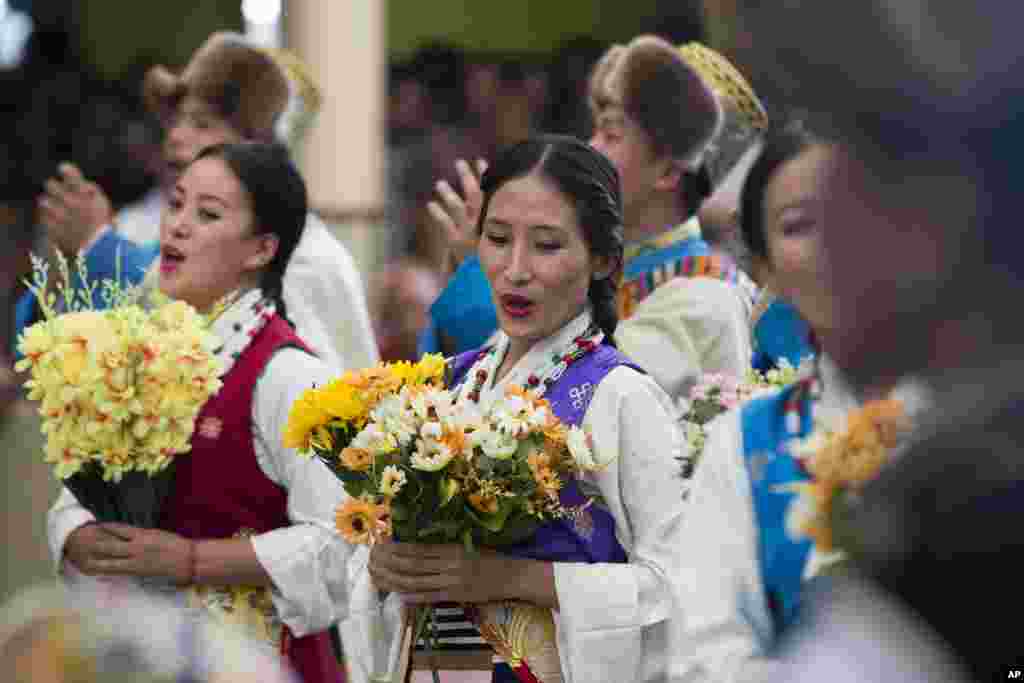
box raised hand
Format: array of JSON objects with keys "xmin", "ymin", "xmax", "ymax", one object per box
[
  {"xmin": 37, "ymin": 162, "xmax": 114, "ymax": 255},
  {"xmin": 427, "ymin": 158, "xmax": 488, "ymax": 272}
]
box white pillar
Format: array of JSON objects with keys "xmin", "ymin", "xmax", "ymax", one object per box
[{"xmin": 284, "ymin": 0, "xmax": 385, "ymax": 276}]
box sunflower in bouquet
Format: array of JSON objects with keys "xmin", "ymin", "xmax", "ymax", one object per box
[
  {"xmin": 15, "ymin": 253, "xmax": 223, "ymax": 526},
  {"xmin": 284, "ymin": 356, "xmax": 596, "ymax": 550}
]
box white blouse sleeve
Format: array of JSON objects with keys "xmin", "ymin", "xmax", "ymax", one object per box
[
  {"xmin": 283, "ymin": 214, "xmax": 379, "ymax": 372},
  {"xmin": 48, "ymin": 486, "xmax": 96, "ymax": 573},
  {"xmin": 677, "ymin": 409, "xmax": 780, "ymax": 683},
  {"xmin": 250, "ymin": 347, "xmax": 352, "ymax": 637},
  {"xmin": 615, "ymin": 277, "xmax": 752, "ymax": 414},
  {"xmin": 552, "ymin": 366, "xmax": 691, "ymax": 682}
]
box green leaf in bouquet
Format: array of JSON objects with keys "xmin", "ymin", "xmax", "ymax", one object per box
[
  {"xmin": 416, "ymin": 518, "xmax": 462, "ymax": 541},
  {"xmin": 475, "ymin": 454, "xmax": 497, "ymax": 476},
  {"xmin": 477, "ymin": 510, "xmax": 539, "ymax": 547},
  {"xmin": 438, "ymin": 476, "xmax": 460, "ymax": 506},
  {"xmin": 341, "ymin": 477, "xmax": 373, "ymax": 500},
  {"xmin": 466, "ymin": 499, "xmax": 513, "ymax": 533},
  {"xmin": 390, "ymin": 499, "xmax": 410, "ymax": 522},
  {"xmin": 373, "ymin": 452, "xmax": 402, "ymax": 471},
  {"xmin": 329, "ymin": 422, "xmax": 357, "ymax": 453},
  {"xmin": 405, "ymin": 469, "xmax": 425, "ymax": 504}
]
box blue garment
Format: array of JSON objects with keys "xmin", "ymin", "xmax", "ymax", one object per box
[
  {"xmin": 13, "ymin": 231, "xmax": 158, "ymax": 355},
  {"xmin": 752, "ymin": 298, "xmax": 813, "ymax": 372},
  {"xmin": 620, "ymin": 234, "xmax": 709, "ymax": 281},
  {"xmin": 417, "ymin": 255, "xmax": 497, "ymax": 356},
  {"xmin": 740, "ymin": 383, "xmax": 814, "ymax": 636}
]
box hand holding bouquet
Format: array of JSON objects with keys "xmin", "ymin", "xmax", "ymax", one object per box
[{"xmin": 16, "ymin": 253, "xmax": 223, "ymax": 526}]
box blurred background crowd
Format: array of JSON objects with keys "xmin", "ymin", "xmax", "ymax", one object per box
[{"xmin": 3, "ymin": 0, "xmax": 1022, "ymax": 681}]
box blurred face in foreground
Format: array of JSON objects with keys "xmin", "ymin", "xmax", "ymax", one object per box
[{"xmin": 817, "ymin": 147, "xmax": 968, "ymax": 387}]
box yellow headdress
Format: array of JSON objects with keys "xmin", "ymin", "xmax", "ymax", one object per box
[
  {"xmin": 261, "ymin": 47, "xmax": 323, "ymax": 151},
  {"xmin": 679, "ymin": 42, "xmax": 767, "ymax": 133},
  {"xmin": 678, "ymin": 42, "xmax": 767, "ymax": 185}
]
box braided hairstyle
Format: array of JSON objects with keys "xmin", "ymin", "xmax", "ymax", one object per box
[
  {"xmin": 476, "ymin": 134, "xmax": 625, "ymax": 343},
  {"xmin": 193, "ymin": 142, "xmax": 307, "ymax": 323}
]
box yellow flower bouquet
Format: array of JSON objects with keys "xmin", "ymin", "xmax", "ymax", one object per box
[
  {"xmin": 15, "ymin": 253, "xmax": 223, "ymax": 526},
  {"xmin": 284, "ymin": 356, "xmax": 596, "ymax": 550}
]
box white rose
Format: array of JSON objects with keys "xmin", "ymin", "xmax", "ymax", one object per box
[
  {"xmin": 420, "ymin": 421, "xmax": 443, "ymax": 441},
  {"xmin": 410, "ymin": 439, "xmax": 454, "ymax": 471},
  {"xmin": 479, "ymin": 429, "xmax": 519, "ymax": 460}
]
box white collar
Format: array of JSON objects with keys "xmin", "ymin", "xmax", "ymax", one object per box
[
  {"xmin": 458, "ymin": 308, "xmax": 594, "ymax": 406},
  {"xmin": 814, "ymin": 354, "xmax": 860, "ymax": 426},
  {"xmin": 208, "ymin": 289, "xmax": 276, "ymax": 377}
]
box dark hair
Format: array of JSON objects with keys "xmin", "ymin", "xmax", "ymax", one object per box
[
  {"xmin": 193, "ymin": 141, "xmax": 307, "ymax": 322},
  {"xmin": 681, "ymin": 163, "xmax": 713, "ymax": 218},
  {"xmin": 739, "ymin": 121, "xmax": 819, "ymax": 260},
  {"xmin": 476, "ymin": 134, "xmax": 624, "ymax": 343}
]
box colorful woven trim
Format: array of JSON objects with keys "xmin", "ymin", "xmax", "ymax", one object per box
[
  {"xmin": 617, "ymin": 253, "xmax": 741, "ymax": 319},
  {"xmin": 623, "ymin": 218, "xmax": 702, "ymax": 263}
]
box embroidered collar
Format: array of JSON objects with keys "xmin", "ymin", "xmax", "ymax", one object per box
[
  {"xmin": 623, "ymin": 216, "xmax": 702, "ymax": 264},
  {"xmin": 456, "ymin": 309, "xmax": 598, "ymax": 408},
  {"xmin": 782, "ymin": 354, "xmax": 863, "ymax": 438},
  {"xmin": 208, "ymin": 289, "xmax": 277, "ymax": 377}
]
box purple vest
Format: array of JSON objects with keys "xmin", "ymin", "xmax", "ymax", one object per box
[{"xmin": 451, "ymin": 341, "xmax": 636, "ymax": 564}]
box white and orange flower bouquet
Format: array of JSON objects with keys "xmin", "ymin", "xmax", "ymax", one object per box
[
  {"xmin": 15, "ymin": 252, "xmax": 223, "ymax": 526},
  {"xmin": 785, "ymin": 397, "xmax": 911, "ymax": 561},
  {"xmin": 283, "ymin": 356, "xmax": 598, "ymax": 550}
]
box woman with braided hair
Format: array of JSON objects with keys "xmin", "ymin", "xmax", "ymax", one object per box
[{"xmin": 358, "ymin": 136, "xmax": 690, "ymax": 683}]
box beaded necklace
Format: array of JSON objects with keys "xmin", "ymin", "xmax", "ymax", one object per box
[
  {"xmin": 208, "ymin": 289, "xmax": 276, "ymax": 376},
  {"xmin": 463, "ymin": 324, "xmax": 604, "ymax": 403}
]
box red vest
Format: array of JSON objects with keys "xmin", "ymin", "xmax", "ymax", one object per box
[{"xmin": 163, "ymin": 314, "xmax": 344, "ymax": 683}]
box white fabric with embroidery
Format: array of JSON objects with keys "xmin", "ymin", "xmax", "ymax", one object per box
[
  {"xmin": 455, "ymin": 309, "xmax": 595, "ymax": 409},
  {"xmin": 208, "ymin": 288, "xmax": 276, "ymax": 377}
]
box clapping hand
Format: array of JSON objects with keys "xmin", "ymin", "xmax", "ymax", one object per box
[
  {"xmin": 37, "ymin": 162, "xmax": 113, "ymax": 255},
  {"xmin": 427, "ymin": 158, "xmax": 488, "ymax": 272}
]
